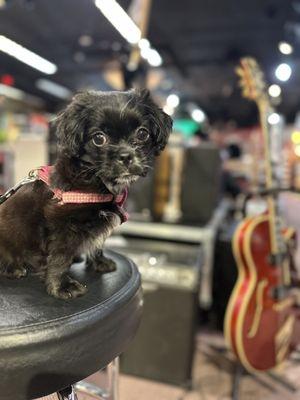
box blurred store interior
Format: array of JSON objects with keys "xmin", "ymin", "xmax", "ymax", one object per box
[{"xmin": 2, "ymin": 0, "xmax": 300, "ymax": 399}]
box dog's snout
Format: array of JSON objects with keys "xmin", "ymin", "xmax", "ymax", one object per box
[{"xmin": 119, "ymin": 152, "xmax": 133, "ymax": 166}]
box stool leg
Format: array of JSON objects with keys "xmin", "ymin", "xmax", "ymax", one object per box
[
  {"xmin": 57, "ymin": 386, "xmax": 78, "ymax": 400},
  {"xmin": 106, "ymin": 357, "xmax": 119, "ymax": 400},
  {"xmin": 75, "ymin": 357, "xmax": 119, "ymax": 400}
]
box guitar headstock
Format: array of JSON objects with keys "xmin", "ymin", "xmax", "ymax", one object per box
[{"xmin": 236, "ymin": 57, "xmax": 268, "ymax": 105}]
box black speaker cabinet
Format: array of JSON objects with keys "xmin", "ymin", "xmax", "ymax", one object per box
[
  {"xmin": 106, "ymin": 237, "xmax": 201, "ymax": 387},
  {"xmin": 126, "ymin": 171, "xmax": 155, "ymax": 216},
  {"xmin": 212, "ymin": 220, "xmax": 238, "ymax": 330}
]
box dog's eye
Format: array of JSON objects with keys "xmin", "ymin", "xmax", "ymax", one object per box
[
  {"xmin": 136, "ymin": 127, "xmax": 150, "ymax": 142},
  {"xmin": 92, "ymin": 132, "xmax": 107, "ymax": 147}
]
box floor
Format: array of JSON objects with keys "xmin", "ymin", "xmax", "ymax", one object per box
[{"xmin": 43, "ymin": 331, "xmax": 300, "ymax": 400}]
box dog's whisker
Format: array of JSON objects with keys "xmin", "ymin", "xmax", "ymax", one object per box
[
  {"xmin": 73, "ymin": 166, "xmax": 98, "ymax": 181},
  {"xmin": 120, "ymin": 95, "xmax": 135, "ymax": 119}
]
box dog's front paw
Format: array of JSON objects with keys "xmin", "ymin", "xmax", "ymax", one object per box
[
  {"xmin": 3, "ymin": 265, "xmax": 27, "ymax": 279},
  {"xmin": 47, "ymin": 277, "xmax": 87, "ymax": 300},
  {"xmin": 89, "ymin": 257, "xmax": 117, "ymax": 273}
]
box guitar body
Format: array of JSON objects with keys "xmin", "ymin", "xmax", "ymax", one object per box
[{"xmin": 224, "ymin": 213, "xmax": 298, "ymax": 372}]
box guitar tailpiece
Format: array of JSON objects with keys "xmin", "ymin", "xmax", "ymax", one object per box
[{"xmin": 268, "ymin": 252, "xmax": 287, "ymax": 266}]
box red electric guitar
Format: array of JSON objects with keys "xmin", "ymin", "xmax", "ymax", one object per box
[{"xmin": 224, "ymin": 57, "xmax": 300, "ymax": 372}]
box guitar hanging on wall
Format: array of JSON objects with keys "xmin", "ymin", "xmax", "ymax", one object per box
[{"xmin": 224, "ymin": 57, "xmax": 300, "ymax": 372}]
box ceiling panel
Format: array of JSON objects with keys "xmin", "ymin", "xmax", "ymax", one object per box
[{"xmin": 0, "ymin": 0, "xmax": 298, "ymax": 125}]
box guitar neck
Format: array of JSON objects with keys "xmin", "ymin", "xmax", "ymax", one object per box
[
  {"xmin": 258, "ymin": 100, "xmax": 281, "ymax": 255},
  {"xmin": 236, "ymin": 57, "xmax": 290, "ymax": 286}
]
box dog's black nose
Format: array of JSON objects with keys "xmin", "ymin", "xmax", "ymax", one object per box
[{"xmin": 120, "ymin": 152, "xmax": 133, "ymax": 165}]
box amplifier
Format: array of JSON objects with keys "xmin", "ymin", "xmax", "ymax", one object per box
[
  {"xmin": 180, "ymin": 144, "xmax": 221, "ymax": 225},
  {"xmin": 106, "ymin": 237, "xmax": 202, "ymax": 387}
]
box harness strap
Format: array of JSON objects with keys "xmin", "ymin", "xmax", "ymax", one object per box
[
  {"xmin": 0, "ymin": 166, "xmax": 129, "ymax": 223},
  {"xmin": 37, "ymin": 166, "xmax": 126, "ymax": 205}
]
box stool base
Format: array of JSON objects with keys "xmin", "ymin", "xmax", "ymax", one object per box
[
  {"xmin": 39, "ymin": 385, "xmax": 77, "ymax": 400},
  {"xmin": 38, "ymin": 358, "xmax": 119, "ymax": 400}
]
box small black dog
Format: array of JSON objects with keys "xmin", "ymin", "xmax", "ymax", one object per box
[{"xmin": 0, "ymin": 89, "xmax": 172, "ymax": 299}]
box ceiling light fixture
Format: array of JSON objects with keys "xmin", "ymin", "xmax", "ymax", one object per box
[
  {"xmin": 94, "ymin": 0, "xmax": 141, "ymax": 44},
  {"xmin": 73, "ymin": 51, "xmax": 86, "ymax": 63},
  {"xmin": 295, "ymin": 144, "xmax": 300, "ymax": 157},
  {"xmin": 140, "ymin": 47, "xmax": 162, "ymax": 67},
  {"xmin": 268, "ymin": 112, "xmax": 281, "ymax": 125},
  {"xmin": 291, "ymin": 131, "xmax": 300, "ymax": 145},
  {"xmin": 275, "ymin": 63, "xmax": 292, "ymax": 82},
  {"xmin": 138, "ymin": 38, "xmax": 150, "ymax": 50},
  {"xmin": 163, "ymin": 104, "xmax": 174, "ymax": 116},
  {"xmin": 0, "ymin": 83, "xmax": 25, "ymax": 100},
  {"xmin": 278, "ymin": 41, "xmax": 294, "ymax": 55},
  {"xmin": 36, "ymin": 79, "xmax": 72, "ymax": 100},
  {"xmin": 0, "ymin": 35, "xmax": 57, "ymax": 75},
  {"xmin": 78, "ymin": 35, "xmax": 93, "ymax": 47},
  {"xmin": 268, "ymin": 84, "xmax": 281, "ymax": 98},
  {"xmin": 167, "ymin": 94, "xmax": 180, "ymax": 108},
  {"xmin": 0, "ymin": 83, "xmax": 44, "ymax": 106},
  {"xmin": 191, "ymin": 108, "xmax": 206, "ymax": 123}
]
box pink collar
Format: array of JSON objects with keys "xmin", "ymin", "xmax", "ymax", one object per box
[{"xmin": 37, "ymin": 166, "xmax": 128, "ymax": 208}]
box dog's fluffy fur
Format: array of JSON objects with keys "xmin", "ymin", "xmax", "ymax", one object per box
[{"xmin": 0, "ymin": 89, "xmax": 172, "ymax": 299}]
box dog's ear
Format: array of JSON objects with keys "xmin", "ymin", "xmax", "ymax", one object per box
[
  {"xmin": 54, "ymin": 92, "xmax": 88, "ymax": 156},
  {"xmin": 130, "ymin": 87, "xmax": 150, "ymax": 99},
  {"xmin": 152, "ymin": 106, "xmax": 173, "ymax": 154},
  {"xmin": 135, "ymin": 88, "xmax": 150, "ymax": 101},
  {"xmin": 134, "ymin": 88, "xmax": 173, "ymax": 154}
]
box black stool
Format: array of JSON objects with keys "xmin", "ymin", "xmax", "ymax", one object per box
[{"xmin": 0, "ymin": 250, "xmax": 142, "ymax": 400}]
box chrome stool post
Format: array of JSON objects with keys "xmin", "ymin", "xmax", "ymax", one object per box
[
  {"xmin": 106, "ymin": 357, "xmax": 119, "ymax": 400},
  {"xmin": 75, "ymin": 357, "xmax": 119, "ymax": 400}
]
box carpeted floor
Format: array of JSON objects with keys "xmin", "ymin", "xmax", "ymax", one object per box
[{"xmin": 41, "ymin": 331, "xmax": 300, "ymax": 400}]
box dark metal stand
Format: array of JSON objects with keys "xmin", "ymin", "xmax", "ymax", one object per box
[
  {"xmin": 230, "ymin": 361, "xmax": 298, "ymax": 400},
  {"xmin": 231, "ymin": 363, "xmax": 244, "ymax": 400},
  {"xmin": 57, "ymin": 386, "xmax": 78, "ymax": 400}
]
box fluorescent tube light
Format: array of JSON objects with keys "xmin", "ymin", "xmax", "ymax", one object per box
[
  {"xmin": 0, "ymin": 35, "xmax": 57, "ymax": 75},
  {"xmin": 36, "ymin": 79, "xmax": 72, "ymax": 99},
  {"xmin": 94, "ymin": 0, "xmax": 163, "ymax": 66},
  {"xmin": 0, "ymin": 83, "xmax": 44, "ymax": 106},
  {"xmin": 95, "ymin": 0, "xmax": 141, "ymax": 44}
]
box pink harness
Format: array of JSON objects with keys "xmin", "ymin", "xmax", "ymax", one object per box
[{"xmin": 37, "ymin": 166, "xmax": 129, "ymax": 223}]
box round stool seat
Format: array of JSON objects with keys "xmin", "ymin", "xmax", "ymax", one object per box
[{"xmin": 0, "ymin": 250, "xmax": 142, "ymax": 400}]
